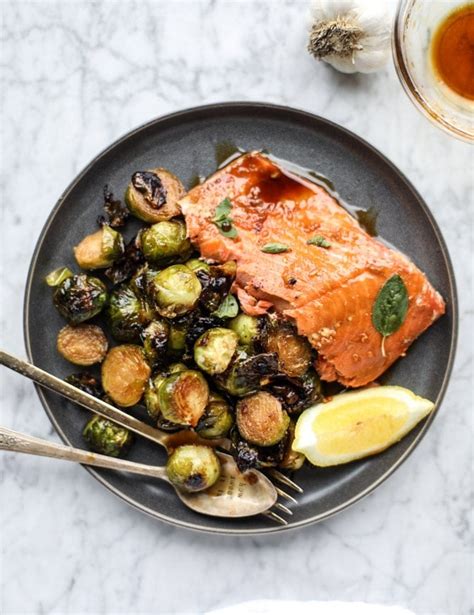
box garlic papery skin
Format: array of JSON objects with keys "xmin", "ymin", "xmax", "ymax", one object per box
[{"xmin": 308, "ymin": 0, "xmax": 393, "ymax": 74}]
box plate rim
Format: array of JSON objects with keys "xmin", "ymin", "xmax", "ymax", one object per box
[{"xmin": 23, "ymin": 101, "xmax": 458, "ymax": 535}]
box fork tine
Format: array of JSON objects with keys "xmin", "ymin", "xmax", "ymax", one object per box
[
  {"xmin": 268, "ymin": 469, "xmax": 304, "ymax": 493},
  {"xmin": 274, "ymin": 502, "xmax": 293, "ymax": 516},
  {"xmin": 263, "ymin": 510, "xmax": 288, "ymax": 526},
  {"xmin": 275, "ymin": 487, "xmax": 297, "ymax": 504}
]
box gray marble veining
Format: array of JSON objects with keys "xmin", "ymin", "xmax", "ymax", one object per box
[{"xmin": 0, "ymin": 1, "xmax": 472, "ymax": 614}]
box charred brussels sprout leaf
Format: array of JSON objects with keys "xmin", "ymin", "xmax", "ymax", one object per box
[
  {"xmin": 45, "ymin": 267, "xmax": 73, "ymax": 287},
  {"xmin": 229, "ymin": 313, "xmax": 262, "ymax": 347},
  {"xmin": 267, "ymin": 368, "xmax": 323, "ymax": 414},
  {"xmin": 150, "ymin": 265, "xmax": 201, "ymax": 318},
  {"xmin": 98, "ymin": 184, "xmax": 129, "ymax": 228},
  {"xmin": 105, "ymin": 234, "xmax": 145, "ymax": 285},
  {"xmin": 83, "ymin": 415, "xmax": 133, "ymax": 457},
  {"xmin": 216, "ymin": 352, "xmax": 279, "ymax": 397},
  {"xmin": 102, "ymin": 344, "xmax": 151, "ymax": 407},
  {"xmin": 107, "ymin": 285, "xmax": 154, "ymax": 342},
  {"xmin": 236, "ymin": 391, "xmax": 290, "ymax": 447},
  {"xmin": 53, "ymin": 274, "xmax": 107, "ymax": 324},
  {"xmin": 158, "ymin": 369, "xmax": 209, "ymax": 427},
  {"xmin": 141, "ymin": 320, "xmax": 169, "ymax": 368},
  {"xmin": 194, "ymin": 327, "xmax": 238, "ymax": 375},
  {"xmin": 74, "ymin": 225, "xmax": 124, "ymax": 270},
  {"xmin": 195, "ymin": 261, "xmax": 236, "ymax": 313},
  {"xmin": 185, "ymin": 258, "xmax": 211, "ymax": 274},
  {"xmin": 196, "ymin": 393, "xmax": 234, "ymax": 439},
  {"xmin": 125, "ymin": 168, "xmax": 185, "ymax": 223},
  {"xmin": 166, "ymin": 444, "xmax": 221, "ymax": 492},
  {"xmin": 184, "ymin": 312, "xmax": 223, "ymax": 353},
  {"xmin": 230, "ymin": 427, "xmax": 288, "ymax": 472},
  {"xmin": 65, "ymin": 372, "xmax": 104, "ymax": 398},
  {"xmin": 140, "ymin": 219, "xmax": 192, "ymax": 265}
]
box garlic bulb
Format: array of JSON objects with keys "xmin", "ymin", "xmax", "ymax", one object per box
[{"xmin": 308, "ymin": 0, "xmax": 393, "ymax": 74}]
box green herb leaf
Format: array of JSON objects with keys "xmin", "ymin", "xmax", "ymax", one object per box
[
  {"xmin": 212, "ymin": 197, "xmax": 238, "ymax": 238},
  {"xmin": 307, "ymin": 235, "xmax": 331, "ymax": 248},
  {"xmin": 213, "ymin": 293, "xmax": 239, "ymax": 319},
  {"xmin": 372, "ymin": 274, "xmax": 409, "ymax": 339},
  {"xmin": 260, "ymin": 243, "xmax": 291, "ymax": 254}
]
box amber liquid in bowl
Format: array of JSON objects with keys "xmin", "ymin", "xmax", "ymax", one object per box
[{"xmin": 431, "ymin": 3, "xmax": 474, "ymax": 100}]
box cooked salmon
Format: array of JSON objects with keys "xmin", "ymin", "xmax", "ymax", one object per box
[{"xmin": 179, "ymin": 153, "xmax": 445, "ymax": 387}]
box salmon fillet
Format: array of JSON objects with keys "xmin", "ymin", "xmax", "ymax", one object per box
[{"xmin": 179, "ymin": 152, "xmax": 445, "ymax": 387}]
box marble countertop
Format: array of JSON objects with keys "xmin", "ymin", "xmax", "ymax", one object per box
[{"xmin": 1, "ymin": 2, "xmax": 472, "ymax": 614}]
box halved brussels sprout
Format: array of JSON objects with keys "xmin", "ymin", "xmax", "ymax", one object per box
[
  {"xmin": 236, "ymin": 391, "xmax": 290, "ymax": 447},
  {"xmin": 194, "ymin": 327, "xmax": 238, "ymax": 375},
  {"xmin": 166, "ymin": 444, "xmax": 221, "ymax": 492},
  {"xmin": 52, "ymin": 274, "xmax": 107, "ymax": 324},
  {"xmin": 158, "ymin": 369, "xmax": 209, "ymax": 427},
  {"xmin": 150, "ymin": 265, "xmax": 201, "ymax": 318},
  {"xmin": 83, "ymin": 415, "xmax": 133, "ymax": 457},
  {"xmin": 196, "ymin": 393, "xmax": 234, "ymax": 439},
  {"xmin": 107, "ymin": 285, "xmax": 154, "ymax": 342},
  {"xmin": 185, "ymin": 258, "xmax": 211, "ymax": 274},
  {"xmin": 101, "ymin": 344, "xmax": 151, "ymax": 407},
  {"xmin": 144, "ymin": 362, "xmax": 188, "ymax": 421},
  {"xmin": 74, "ymin": 225, "xmax": 124, "ymax": 270},
  {"xmin": 229, "ymin": 313, "xmax": 262, "ymax": 346},
  {"xmin": 264, "ymin": 322, "xmax": 312, "ymax": 378},
  {"xmin": 215, "ymin": 352, "xmax": 279, "ymax": 397},
  {"xmin": 57, "ymin": 324, "xmax": 108, "ymax": 366},
  {"xmin": 140, "ymin": 219, "xmax": 192, "ymax": 265},
  {"xmin": 125, "ymin": 168, "xmax": 185, "ymax": 223},
  {"xmin": 141, "ymin": 320, "xmax": 169, "ymax": 367}
]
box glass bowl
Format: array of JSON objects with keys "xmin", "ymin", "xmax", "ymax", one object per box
[{"xmin": 393, "ymin": 0, "xmax": 474, "ymax": 142}]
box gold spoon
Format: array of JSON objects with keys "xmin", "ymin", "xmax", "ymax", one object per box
[
  {"xmin": 0, "ymin": 425, "xmax": 277, "ymax": 518},
  {"xmin": 0, "ymin": 351, "xmax": 293, "ymax": 523}
]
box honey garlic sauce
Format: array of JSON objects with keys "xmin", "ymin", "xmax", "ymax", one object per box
[{"xmin": 431, "ymin": 4, "xmax": 474, "ymax": 100}]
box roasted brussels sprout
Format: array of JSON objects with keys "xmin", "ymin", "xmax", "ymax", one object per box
[
  {"xmin": 57, "ymin": 324, "xmax": 108, "ymax": 366},
  {"xmin": 125, "ymin": 168, "xmax": 185, "ymax": 223},
  {"xmin": 140, "ymin": 219, "xmax": 192, "ymax": 265},
  {"xmin": 195, "ymin": 261, "xmax": 236, "ymax": 313},
  {"xmin": 144, "ymin": 362, "xmax": 188, "ymax": 421},
  {"xmin": 150, "ymin": 265, "xmax": 201, "ymax": 318},
  {"xmin": 101, "ymin": 344, "xmax": 151, "ymax": 407},
  {"xmin": 52, "ymin": 274, "xmax": 107, "ymax": 324},
  {"xmin": 158, "ymin": 369, "xmax": 209, "ymax": 427},
  {"xmin": 105, "ymin": 234, "xmax": 145, "ymax": 285},
  {"xmin": 196, "ymin": 393, "xmax": 234, "ymax": 439},
  {"xmin": 168, "ymin": 316, "xmax": 190, "ymax": 354},
  {"xmin": 229, "ymin": 313, "xmax": 262, "ymax": 347},
  {"xmin": 166, "ymin": 444, "xmax": 221, "ymax": 492},
  {"xmin": 74, "ymin": 225, "xmax": 124, "ymax": 270},
  {"xmin": 83, "ymin": 415, "xmax": 133, "ymax": 457},
  {"xmin": 185, "ymin": 258, "xmax": 211, "ymax": 274},
  {"xmin": 215, "ymin": 352, "xmax": 279, "ymax": 397},
  {"xmin": 107, "ymin": 285, "xmax": 154, "ymax": 342},
  {"xmin": 236, "ymin": 392, "xmax": 290, "ymax": 447},
  {"xmin": 65, "ymin": 372, "xmax": 104, "ymax": 398},
  {"xmin": 264, "ymin": 322, "xmax": 312, "ymax": 378},
  {"xmin": 184, "ymin": 312, "xmax": 224, "ymax": 352},
  {"xmin": 141, "ymin": 320, "xmax": 169, "ymax": 367},
  {"xmin": 194, "ymin": 327, "xmax": 238, "ymax": 375}
]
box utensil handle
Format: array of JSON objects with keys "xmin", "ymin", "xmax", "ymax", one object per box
[
  {"xmin": 0, "ymin": 425, "xmax": 167, "ymax": 479},
  {"xmin": 0, "ymin": 350, "xmax": 168, "ymax": 447}
]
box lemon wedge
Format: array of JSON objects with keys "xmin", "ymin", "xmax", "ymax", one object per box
[{"xmin": 292, "ymin": 386, "xmax": 434, "ymax": 467}]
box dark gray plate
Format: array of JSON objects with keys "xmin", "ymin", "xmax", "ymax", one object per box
[{"xmin": 24, "ymin": 103, "xmax": 457, "ymax": 535}]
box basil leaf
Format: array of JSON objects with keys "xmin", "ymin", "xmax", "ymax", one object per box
[
  {"xmin": 307, "ymin": 235, "xmax": 331, "ymax": 248},
  {"xmin": 213, "ymin": 293, "xmax": 239, "ymax": 318},
  {"xmin": 212, "ymin": 197, "xmax": 238, "ymax": 238},
  {"xmin": 372, "ymin": 274, "xmax": 409, "ymax": 338},
  {"xmin": 261, "ymin": 243, "xmax": 291, "ymax": 254}
]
